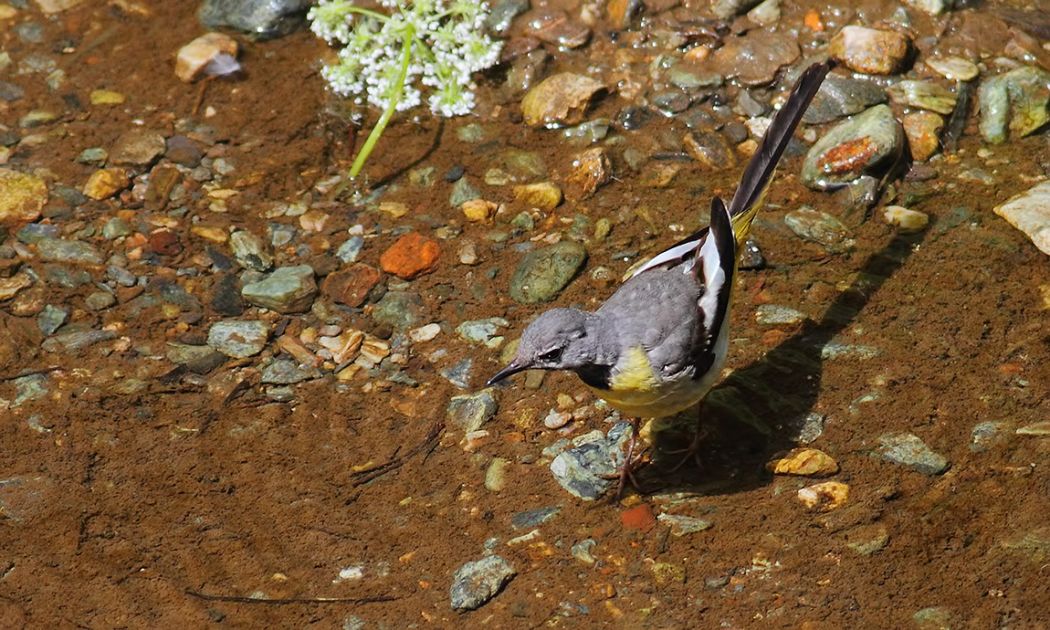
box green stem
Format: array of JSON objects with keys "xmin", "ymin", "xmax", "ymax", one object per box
[
  {"xmin": 342, "ymin": 5, "xmax": 390, "ymax": 21},
  {"xmin": 349, "ymin": 28, "xmax": 415, "ymax": 179}
]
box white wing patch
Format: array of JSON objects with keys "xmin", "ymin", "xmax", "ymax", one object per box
[
  {"xmin": 626, "ymin": 236, "xmax": 703, "ymax": 279},
  {"xmin": 697, "ymin": 231, "xmax": 725, "ymax": 331}
]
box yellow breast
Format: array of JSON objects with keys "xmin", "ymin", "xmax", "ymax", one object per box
[{"xmin": 587, "ymin": 346, "xmax": 712, "ymax": 419}]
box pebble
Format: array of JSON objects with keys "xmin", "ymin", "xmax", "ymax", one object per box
[
  {"xmin": 210, "ymin": 273, "xmax": 244, "ymax": 316},
  {"xmin": 85, "ymin": 291, "xmax": 116, "ymax": 311},
  {"xmin": 887, "ymin": 80, "xmax": 957, "ymax": 115},
  {"xmin": 621, "ymin": 504, "xmax": 656, "ymax": 532},
  {"xmin": 902, "ymin": 111, "xmax": 944, "ymax": 162},
  {"xmin": 992, "ymin": 179, "xmax": 1050, "ymax": 256},
  {"xmin": 511, "ymin": 506, "xmax": 560, "ymax": 529},
  {"xmin": 683, "ymin": 131, "xmax": 736, "ymax": 170},
  {"xmin": 37, "ymin": 304, "xmax": 68, "ymax": 336},
  {"xmin": 657, "ymin": 513, "xmax": 713, "ymax": 536},
  {"xmin": 261, "ymin": 359, "xmax": 319, "ymax": 384},
  {"xmin": 801, "ymin": 104, "xmax": 903, "ymax": 190},
  {"xmin": 513, "ymin": 182, "xmax": 562, "ymax": 210},
  {"xmin": 241, "ymin": 265, "xmax": 317, "ymax": 313},
  {"xmin": 484, "ymin": 457, "xmax": 508, "ymax": 492},
  {"xmin": 970, "ymin": 421, "xmax": 1008, "ymax": 452},
  {"xmin": 0, "ymin": 81, "xmax": 24, "ymax": 103},
  {"xmin": 796, "ymin": 481, "xmax": 849, "ymax": 511},
  {"xmin": 754, "ymin": 304, "xmax": 806, "ymax": 325},
  {"xmin": 796, "ymin": 412, "xmax": 826, "ymax": 444},
  {"xmin": 207, "ymin": 319, "xmax": 269, "ymax": 358},
  {"xmin": 175, "ymin": 32, "xmax": 239, "ymax": 82},
  {"xmin": 336, "ymin": 236, "xmax": 364, "ymax": 264},
  {"xmin": 449, "ymin": 555, "xmax": 516, "ymax": 611},
  {"xmin": 461, "ymin": 199, "xmax": 498, "ymax": 223},
  {"xmin": 449, "ymin": 176, "xmax": 481, "ymax": 207},
  {"xmin": 229, "ymin": 230, "xmax": 274, "ymax": 271},
  {"xmin": 571, "ymin": 539, "xmax": 597, "ymax": 564},
  {"xmin": 707, "ymin": 31, "xmax": 799, "ymax": 86},
  {"xmin": 20, "ymin": 110, "xmax": 57, "ymax": 128},
  {"xmin": 767, "ymin": 448, "xmax": 839, "ymax": 477},
  {"xmin": 926, "ymin": 56, "xmax": 979, "ymax": 82},
  {"xmin": 803, "ymin": 75, "xmax": 887, "ymax": 124},
  {"xmin": 904, "ymin": 0, "xmax": 951, "ymax": 14},
  {"xmin": 549, "ymin": 422, "xmax": 631, "ymax": 500},
  {"xmin": 523, "ymin": 10, "xmax": 590, "ymax": 49},
  {"xmin": 447, "ymin": 389, "xmax": 498, "ymax": 433},
  {"xmin": 165, "ymin": 135, "xmax": 204, "ymax": 167},
  {"xmin": 440, "ymin": 358, "xmax": 474, "ymax": 389},
  {"xmin": 379, "ymin": 233, "xmax": 441, "ymax": 280},
  {"xmin": 521, "ymin": 73, "xmax": 604, "ymax": 128},
  {"xmin": 321, "ymin": 263, "xmax": 381, "ymax": 308},
  {"xmin": 913, "ymin": 607, "xmax": 953, "ymax": 630},
  {"xmin": 979, "ymin": 66, "xmax": 1050, "ymax": 144},
  {"xmin": 747, "ymin": 0, "xmax": 780, "ymax": 25},
  {"xmin": 83, "ymin": 168, "xmax": 130, "ymax": 201},
  {"xmin": 883, "ymin": 205, "xmax": 929, "ymax": 233},
  {"xmin": 509, "ymin": 241, "xmax": 587, "ymax": 304},
  {"xmin": 783, "ymin": 207, "xmax": 855, "ymax": 253},
  {"xmin": 543, "ymin": 409, "xmax": 572, "ymax": 429},
  {"xmin": 829, "ymin": 26, "xmax": 911, "ymax": 75},
  {"xmin": 197, "ymin": 0, "xmax": 309, "ymax": 40},
  {"xmin": 109, "ymin": 129, "xmax": 167, "ymax": 168},
  {"xmin": 1016, "ymin": 422, "xmax": 1050, "ymax": 436},
  {"xmin": 844, "ymin": 523, "xmax": 890, "ymax": 556},
  {"xmin": 33, "ymin": 0, "xmax": 85, "ymax": 13},
  {"xmin": 0, "ymin": 168, "xmax": 47, "ymax": 224},
  {"xmin": 820, "ymin": 342, "xmax": 880, "ymax": 360},
  {"xmin": 456, "ymin": 318, "xmax": 508, "ymax": 346},
  {"xmin": 166, "ymin": 342, "xmax": 224, "ymax": 374},
  {"xmin": 36, "ymin": 238, "xmax": 103, "ymax": 265},
  {"xmin": 565, "ymin": 147, "xmax": 611, "ymax": 200},
  {"xmin": 41, "ymin": 329, "xmax": 117, "ymax": 353},
  {"xmin": 876, "ymin": 432, "xmax": 950, "ymax": 475},
  {"xmin": 372, "ymin": 291, "xmax": 422, "ymax": 330}
]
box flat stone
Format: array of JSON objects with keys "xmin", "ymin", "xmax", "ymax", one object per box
[
  {"xmin": 784, "ymin": 207, "xmax": 855, "ymax": 253},
  {"xmin": 372, "ymin": 291, "xmax": 423, "ymax": 330},
  {"xmin": 887, "ymin": 80, "xmax": 957, "ymax": 115},
  {"xmin": 829, "ymin": 25, "xmax": 911, "ymax": 75},
  {"xmin": 166, "ymin": 343, "xmax": 225, "ymax": 374},
  {"xmin": 511, "ymin": 506, "xmax": 561, "ymax": 529},
  {"xmin": 109, "ymin": 129, "xmax": 166, "ymax": 168},
  {"xmin": 456, "ymin": 318, "xmax": 509, "ymax": 346},
  {"xmin": 198, "ymin": 0, "xmax": 310, "ymax": 40},
  {"xmin": 0, "ymin": 80, "xmax": 25, "ymax": 102},
  {"xmin": 321, "ymin": 263, "xmax": 381, "ymax": 308},
  {"xmin": 656, "ymin": 513, "xmax": 713, "ymax": 536},
  {"xmin": 803, "ymin": 74, "xmax": 887, "ymax": 124},
  {"xmin": 35, "ymin": 238, "xmax": 102, "ymax": 265},
  {"xmin": 175, "ymin": 32, "xmax": 239, "ymax": 82},
  {"xmin": 0, "ymin": 168, "xmax": 47, "ymax": 225},
  {"xmin": 379, "ymin": 232, "xmax": 441, "ymax": 280},
  {"xmin": 993, "ymin": 180, "xmax": 1050, "ymax": 255},
  {"xmin": 447, "ymin": 389, "xmax": 499, "ymax": 433},
  {"xmin": 261, "ymin": 359, "xmax": 320, "ymax": 384},
  {"xmin": 37, "ymin": 304, "xmax": 68, "ymax": 336},
  {"xmin": 83, "ymin": 168, "xmax": 130, "ymax": 200},
  {"xmin": 449, "ymin": 555, "xmax": 516, "ymax": 611},
  {"xmin": 513, "ymin": 182, "xmax": 562, "ymax": 210},
  {"xmin": 755, "ymin": 304, "xmax": 806, "ymax": 325},
  {"xmin": 979, "ymin": 66, "xmax": 1050, "ymax": 144},
  {"xmin": 926, "ymin": 56, "xmax": 979, "ymax": 82},
  {"xmin": 41, "ymin": 329, "xmax": 116, "ymax": 353},
  {"xmin": 241, "ymin": 265, "xmax": 317, "ymax": 313},
  {"xmin": 883, "ymin": 205, "xmax": 930, "ymax": 233},
  {"xmin": 768, "ymin": 448, "xmax": 839, "ymax": 477},
  {"xmin": 549, "ymin": 422, "xmax": 631, "ymax": 500},
  {"xmin": 521, "ymin": 72, "xmax": 604, "ymax": 128},
  {"xmin": 801, "ymin": 104, "xmax": 904, "ymax": 190},
  {"xmin": 844, "ymin": 523, "xmax": 890, "ymax": 556},
  {"xmin": 229, "ymin": 230, "xmax": 273, "ymax": 271},
  {"xmin": 207, "ymin": 319, "xmax": 269, "ymax": 358},
  {"xmin": 509, "ymin": 241, "xmax": 587, "ymax": 304},
  {"xmin": 707, "ymin": 30, "xmax": 799, "ymax": 86},
  {"xmin": 876, "ymin": 432, "xmax": 950, "ymax": 475},
  {"xmin": 902, "ymin": 111, "xmax": 944, "ymax": 162}
]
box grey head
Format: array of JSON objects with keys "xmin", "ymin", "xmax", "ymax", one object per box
[{"xmin": 487, "ymin": 308, "xmax": 599, "ymax": 385}]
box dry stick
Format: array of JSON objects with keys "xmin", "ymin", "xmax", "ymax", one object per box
[
  {"xmin": 185, "ymin": 590, "xmax": 397, "ymax": 606},
  {"xmin": 350, "ymin": 420, "xmax": 444, "ymax": 487},
  {"xmin": 192, "ymin": 76, "xmax": 216, "ymax": 116}
]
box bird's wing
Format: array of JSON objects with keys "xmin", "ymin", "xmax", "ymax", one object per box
[
  {"xmin": 696, "ymin": 197, "xmax": 735, "ymax": 351},
  {"xmin": 624, "ymin": 59, "xmax": 833, "ymax": 280}
]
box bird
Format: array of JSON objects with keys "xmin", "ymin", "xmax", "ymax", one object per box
[{"xmin": 487, "ymin": 60, "xmax": 833, "ymax": 496}]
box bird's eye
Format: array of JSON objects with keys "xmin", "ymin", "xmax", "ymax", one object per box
[{"xmin": 539, "ymin": 348, "xmax": 562, "ymax": 362}]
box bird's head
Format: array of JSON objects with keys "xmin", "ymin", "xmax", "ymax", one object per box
[{"xmin": 487, "ymin": 308, "xmax": 594, "ymax": 385}]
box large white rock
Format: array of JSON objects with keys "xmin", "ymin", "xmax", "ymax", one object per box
[{"xmin": 993, "ymin": 180, "xmax": 1050, "ymax": 255}]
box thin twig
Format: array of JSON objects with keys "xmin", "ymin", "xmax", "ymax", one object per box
[
  {"xmin": 185, "ymin": 590, "xmax": 397, "ymax": 606},
  {"xmin": 351, "ymin": 420, "xmax": 444, "ymax": 487}
]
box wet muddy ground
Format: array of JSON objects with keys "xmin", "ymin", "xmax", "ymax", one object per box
[{"xmin": 0, "ymin": 0, "xmax": 1048, "ymax": 628}]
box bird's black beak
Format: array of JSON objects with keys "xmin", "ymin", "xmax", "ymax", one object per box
[{"xmin": 486, "ymin": 360, "xmax": 530, "ymax": 386}]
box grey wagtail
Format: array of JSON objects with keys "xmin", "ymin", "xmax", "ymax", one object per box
[{"xmin": 488, "ymin": 60, "xmax": 833, "ymax": 495}]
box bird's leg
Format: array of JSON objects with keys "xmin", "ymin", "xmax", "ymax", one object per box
[
  {"xmin": 664, "ymin": 401, "xmax": 708, "ymax": 472},
  {"xmin": 606, "ymin": 416, "xmax": 649, "ymax": 500}
]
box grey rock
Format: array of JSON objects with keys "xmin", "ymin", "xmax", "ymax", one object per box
[
  {"xmin": 36, "ymin": 238, "xmax": 103, "ymax": 265},
  {"xmin": 241, "ymin": 265, "xmax": 317, "ymax": 313},
  {"xmin": 651, "ymin": 90, "xmax": 690, "ymax": 114},
  {"xmin": 456, "ymin": 318, "xmax": 509, "ymax": 345},
  {"xmin": 657, "ymin": 513, "xmax": 713, "ymax": 536},
  {"xmin": 440, "ymin": 358, "xmax": 474, "ymax": 389},
  {"xmin": 37, "ymin": 305, "xmax": 68, "ymax": 336},
  {"xmin": 449, "ymin": 555, "xmax": 516, "ymax": 611},
  {"xmin": 485, "ymin": 0, "xmax": 530, "ymax": 36},
  {"xmin": 820, "ymin": 341, "xmax": 880, "ymax": 360},
  {"xmin": 13, "ymin": 374, "xmax": 48, "ymax": 407},
  {"xmin": 801, "ymin": 104, "xmax": 903, "ymax": 190},
  {"xmin": 107, "ymin": 265, "xmax": 137, "ymax": 287},
  {"xmin": 449, "ymin": 176, "xmax": 481, "ymax": 207},
  {"xmin": 261, "ymin": 359, "xmax": 320, "ymax": 384},
  {"xmin": 571, "ymin": 539, "xmax": 597, "ymax": 564},
  {"xmin": 165, "ymin": 135, "xmax": 203, "ymax": 167},
  {"xmin": 166, "ymin": 343, "xmax": 226, "ymax": 374},
  {"xmin": 707, "ymin": 30, "xmax": 799, "ymax": 86},
  {"xmin": 17, "ymin": 223, "xmax": 59, "ymax": 245},
  {"xmin": 41, "ymin": 329, "xmax": 117, "ymax": 353},
  {"xmin": 43, "ymin": 264, "xmax": 91, "ymax": 288},
  {"xmin": 210, "ymin": 273, "xmax": 244, "ymax": 316},
  {"xmin": 979, "ymin": 66, "xmax": 1050, "ymax": 144},
  {"xmin": 511, "ymin": 506, "xmax": 561, "ymax": 530},
  {"xmin": 549, "ymin": 422, "xmax": 631, "ymax": 500},
  {"xmin": 970, "ymin": 421, "xmax": 1008, "ymax": 452},
  {"xmin": 102, "ymin": 217, "xmax": 132, "ymax": 239},
  {"xmin": 876, "ymin": 432, "xmax": 950, "ymax": 475},
  {"xmin": 667, "ymin": 63, "xmax": 723, "ymax": 91},
  {"xmin": 887, "ymin": 80, "xmax": 957, "ymax": 115},
  {"xmin": 372, "ymin": 290, "xmax": 423, "ymax": 330},
  {"xmin": 509, "ymin": 241, "xmax": 587, "ymax": 304},
  {"xmin": 109, "ymin": 129, "xmax": 166, "ymax": 168},
  {"xmin": 198, "ymin": 0, "xmax": 310, "ymax": 39},
  {"xmin": 207, "ymin": 319, "xmax": 269, "ymax": 358},
  {"xmin": 913, "ymin": 607, "xmax": 953, "ymax": 630},
  {"xmin": 803, "ymin": 75, "xmax": 887, "ymax": 124},
  {"xmin": 795, "ymin": 412, "xmax": 826, "ymax": 444},
  {"xmin": 447, "ymin": 389, "xmax": 499, "ymax": 433},
  {"xmin": 230, "ymin": 230, "xmax": 274, "ymax": 271},
  {"xmin": 755, "ymin": 304, "xmax": 806, "ymax": 325},
  {"xmin": 784, "ymin": 207, "xmax": 855, "ymax": 253},
  {"xmin": 711, "ymin": 0, "xmax": 762, "ymax": 19},
  {"xmin": 85, "ymin": 290, "xmax": 116, "ymax": 311},
  {"xmin": 76, "ymin": 147, "xmax": 107, "ymax": 165},
  {"xmin": 15, "ymin": 22, "xmax": 44, "ymax": 43},
  {"xmin": 0, "ymin": 80, "xmax": 25, "ymax": 102},
  {"xmin": 336, "ymin": 236, "xmax": 364, "ymax": 263}
]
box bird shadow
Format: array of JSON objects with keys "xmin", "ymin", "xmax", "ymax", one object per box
[{"xmin": 638, "ymin": 229, "xmax": 928, "ymax": 497}]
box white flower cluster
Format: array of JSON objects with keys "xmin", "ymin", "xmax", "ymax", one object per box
[{"xmin": 308, "ymin": 0, "xmax": 503, "ymax": 118}]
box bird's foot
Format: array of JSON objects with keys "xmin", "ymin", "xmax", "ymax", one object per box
[
  {"xmin": 601, "ymin": 433, "xmax": 650, "ymax": 500},
  {"xmin": 662, "ymin": 425, "xmax": 709, "ymax": 473}
]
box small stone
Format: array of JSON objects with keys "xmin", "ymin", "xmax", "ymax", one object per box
[
  {"xmin": 904, "ymin": 0, "xmax": 951, "ymax": 14},
  {"xmin": 876, "ymin": 432, "xmax": 950, "ymax": 475},
  {"xmin": 549, "ymin": 422, "xmax": 632, "ymax": 500},
  {"xmin": 565, "ymin": 147, "xmax": 611, "ymax": 200},
  {"xmin": 1016, "ymin": 422, "xmax": 1050, "ymax": 436},
  {"xmin": 970, "ymin": 421, "xmax": 1008, "ymax": 452},
  {"xmin": 821, "ymin": 342, "xmax": 880, "ymax": 360},
  {"xmin": 440, "ymin": 358, "xmax": 474, "ymax": 389},
  {"xmin": 902, "ymin": 112, "xmax": 944, "ymax": 162},
  {"xmin": 707, "ymin": 30, "xmax": 799, "ymax": 86},
  {"xmin": 796, "ymin": 481, "xmax": 849, "ymax": 511},
  {"xmin": 379, "ymin": 232, "xmax": 441, "ymax": 280},
  {"xmin": 0, "ymin": 273, "xmax": 32, "ymax": 301},
  {"xmin": 83, "ymin": 168, "xmax": 130, "ymax": 200},
  {"xmin": 241, "ymin": 265, "xmax": 317, "ymax": 313},
  {"xmin": 521, "ymin": 73, "xmax": 604, "ymax": 128},
  {"xmin": 992, "ymin": 179, "xmax": 1050, "ymax": 255},
  {"xmin": 620, "ymin": 504, "xmax": 656, "ymax": 532},
  {"xmin": 0, "ymin": 168, "xmax": 47, "ymax": 225},
  {"xmin": 76, "ymin": 147, "xmax": 108, "ymax": 165},
  {"xmin": 207, "ymin": 319, "xmax": 269, "ymax": 358},
  {"xmin": 372, "ymin": 291, "xmax": 423, "ymax": 330},
  {"xmin": 229, "ymin": 230, "xmax": 273, "ymax": 271},
  {"xmin": 449, "ymin": 176, "xmax": 481, "ymax": 207},
  {"xmin": 85, "ymin": 291, "xmax": 116, "ymax": 310},
  {"xmin": 755, "ymin": 304, "xmax": 806, "ymax": 325},
  {"xmin": 784, "ymin": 207, "xmax": 855, "ymax": 253},
  {"xmin": 883, "ymin": 205, "xmax": 929, "ymax": 233},
  {"xmin": 165, "ymin": 135, "xmax": 204, "ymax": 167},
  {"xmin": 148, "ymin": 229, "xmax": 182, "ymax": 257},
  {"xmin": 509, "ymin": 241, "xmax": 587, "ymax": 304},
  {"xmin": 801, "ymin": 104, "xmax": 904, "ymax": 190},
  {"xmin": 913, "ymin": 607, "xmax": 953, "ymax": 630},
  {"xmin": 197, "ymin": 0, "xmax": 308, "ymax": 40},
  {"xmin": 33, "ymin": 0, "xmax": 84, "ymax": 13},
  {"xmin": 711, "ymin": 0, "xmax": 761, "ymax": 18},
  {"xmin": 41, "ymin": 329, "xmax": 116, "ymax": 353},
  {"xmin": 109, "ymin": 129, "xmax": 166, "ymax": 168},
  {"xmin": 844, "ymin": 523, "xmax": 890, "ymax": 556},
  {"xmin": 829, "ymin": 25, "xmax": 911, "ymax": 75},
  {"xmin": 458, "ymin": 241, "xmax": 479, "ymax": 265},
  {"xmin": 409, "ymin": 323, "xmax": 441, "ymax": 343},
  {"xmin": 656, "ymin": 513, "xmax": 713, "ymax": 536},
  {"xmin": 89, "ymin": 89, "xmax": 125, "ymax": 106},
  {"xmin": 768, "ymin": 448, "xmax": 839, "ymax": 477},
  {"xmin": 523, "ymin": 10, "xmax": 590, "ymax": 49},
  {"xmin": 887, "ymin": 80, "xmax": 957, "ymax": 115},
  {"xmin": 513, "ymin": 182, "xmax": 562, "ymax": 210},
  {"xmin": 803, "ymin": 75, "xmax": 887, "ymax": 124},
  {"xmin": 461, "ymin": 198, "xmax": 498, "ymax": 223},
  {"xmin": 321, "ymin": 263, "xmax": 381, "ymax": 308},
  {"xmin": 336, "ymin": 236, "xmax": 364, "ymax": 264},
  {"xmin": 511, "ymin": 506, "xmax": 560, "ymax": 529},
  {"xmin": 36, "ymin": 238, "xmax": 103, "ymax": 265},
  {"xmin": 683, "ymin": 131, "xmax": 736, "ymax": 170},
  {"xmin": 926, "ymin": 56, "xmax": 979, "ymax": 82},
  {"xmin": 447, "ymin": 389, "xmax": 499, "ymax": 433},
  {"xmin": 166, "ymin": 343, "xmax": 225, "ymax": 374},
  {"xmin": 979, "ymin": 67, "xmax": 1050, "ymax": 144},
  {"xmin": 37, "ymin": 304, "xmax": 68, "ymax": 335},
  {"xmin": 176, "ymin": 32, "xmax": 240, "ymax": 83},
  {"xmin": 571, "ymin": 539, "xmax": 597, "ymax": 564},
  {"xmin": 449, "ymin": 556, "xmax": 516, "ymax": 611},
  {"xmin": 543, "ymin": 409, "xmax": 571, "ymax": 429},
  {"xmin": 261, "ymin": 359, "xmax": 320, "ymax": 384},
  {"xmin": 485, "ymin": 457, "xmax": 509, "ymax": 492},
  {"xmin": 456, "ymin": 318, "xmax": 508, "ymax": 346},
  {"xmin": 747, "ymin": 0, "xmax": 780, "ymax": 26},
  {"xmin": 19, "ymin": 110, "xmax": 57, "ymax": 128}
]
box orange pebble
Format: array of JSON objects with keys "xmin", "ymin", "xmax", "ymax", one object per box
[{"xmin": 804, "ymin": 9, "xmax": 824, "ymax": 31}]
